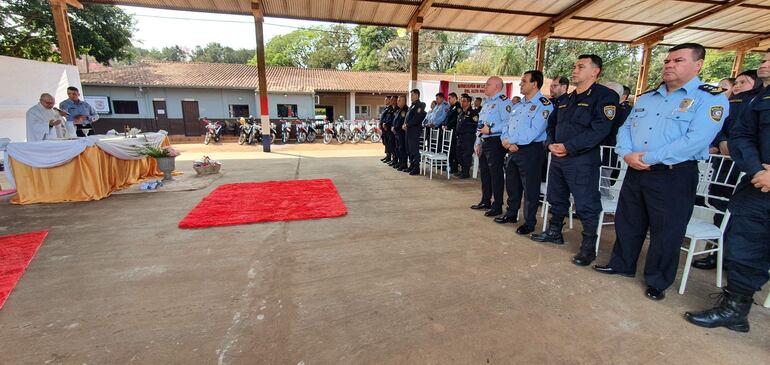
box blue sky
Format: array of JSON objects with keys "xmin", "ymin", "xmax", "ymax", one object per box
[{"xmin": 122, "ymin": 6, "xmax": 339, "ymax": 50}]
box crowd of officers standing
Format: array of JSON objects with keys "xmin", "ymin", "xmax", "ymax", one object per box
[{"xmin": 376, "ymin": 42, "xmax": 770, "ymax": 334}]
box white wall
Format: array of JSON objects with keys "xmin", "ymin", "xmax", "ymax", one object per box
[{"xmin": 0, "ymin": 56, "xmax": 81, "ymax": 142}]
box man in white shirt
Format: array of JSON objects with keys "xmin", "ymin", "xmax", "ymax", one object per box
[{"xmin": 26, "ymin": 93, "xmax": 67, "ymax": 142}]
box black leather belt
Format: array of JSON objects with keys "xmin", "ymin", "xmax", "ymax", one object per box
[{"xmin": 647, "ymin": 160, "xmax": 697, "ymax": 171}]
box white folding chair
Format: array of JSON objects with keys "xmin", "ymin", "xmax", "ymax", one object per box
[
  {"xmin": 420, "ymin": 128, "xmax": 440, "ymax": 175},
  {"xmin": 540, "ymin": 152, "xmax": 574, "ymax": 232},
  {"xmin": 595, "ymin": 146, "xmax": 628, "ymax": 256},
  {"xmin": 678, "ymin": 154, "xmax": 743, "ymax": 295},
  {"xmin": 424, "ymin": 129, "xmax": 453, "ymax": 180}
]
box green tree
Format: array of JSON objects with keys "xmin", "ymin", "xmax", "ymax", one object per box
[
  {"xmin": 306, "ymin": 24, "xmax": 355, "ymax": 69},
  {"xmin": 0, "ymin": 0, "xmax": 134, "ymax": 64},
  {"xmin": 251, "ymin": 28, "xmax": 317, "ymax": 67},
  {"xmin": 191, "ymin": 42, "xmax": 255, "ymax": 64},
  {"xmin": 379, "ymin": 32, "xmax": 410, "ymax": 72},
  {"xmin": 352, "ymin": 25, "xmax": 397, "ymax": 71}
]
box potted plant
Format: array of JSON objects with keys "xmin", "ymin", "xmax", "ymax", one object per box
[{"xmin": 136, "ymin": 145, "xmax": 180, "ymax": 181}]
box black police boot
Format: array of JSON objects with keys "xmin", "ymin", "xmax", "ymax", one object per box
[
  {"xmin": 692, "ymin": 253, "xmax": 717, "ymax": 270},
  {"xmin": 382, "ymin": 154, "xmax": 392, "ymax": 163},
  {"xmin": 685, "ymin": 288, "xmax": 753, "ymax": 333},
  {"xmin": 530, "ymin": 220, "xmax": 564, "ymax": 245},
  {"xmin": 572, "ymin": 233, "xmax": 597, "ymax": 266}
]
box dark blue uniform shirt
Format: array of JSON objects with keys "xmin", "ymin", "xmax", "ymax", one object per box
[{"xmin": 546, "ymin": 82, "xmax": 618, "ymax": 156}]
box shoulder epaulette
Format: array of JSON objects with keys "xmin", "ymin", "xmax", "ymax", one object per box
[
  {"xmin": 699, "ymin": 84, "xmax": 725, "ymax": 95},
  {"xmin": 499, "ymin": 94, "xmax": 508, "ymax": 101},
  {"xmin": 539, "ymin": 96, "xmax": 551, "ymax": 105}
]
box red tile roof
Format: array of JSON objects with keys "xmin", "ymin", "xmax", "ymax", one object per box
[{"xmin": 80, "ymin": 61, "xmax": 520, "ymax": 94}]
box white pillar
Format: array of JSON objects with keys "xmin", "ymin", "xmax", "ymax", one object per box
[{"xmin": 349, "ymin": 92, "xmax": 356, "ymax": 122}]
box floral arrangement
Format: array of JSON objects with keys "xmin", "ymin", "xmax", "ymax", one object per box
[{"xmin": 135, "ymin": 144, "xmax": 180, "ymax": 158}]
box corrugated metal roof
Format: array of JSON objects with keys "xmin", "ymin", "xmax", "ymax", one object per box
[
  {"xmin": 79, "ymin": 61, "xmax": 521, "ymax": 93},
  {"xmin": 83, "ymin": 0, "xmax": 770, "ymax": 50}
]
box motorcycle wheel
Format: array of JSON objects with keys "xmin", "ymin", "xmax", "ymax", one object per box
[
  {"xmin": 297, "ymin": 132, "xmax": 306, "ymax": 144},
  {"xmin": 337, "ymin": 133, "xmax": 348, "ymax": 144},
  {"xmin": 270, "ymin": 133, "xmax": 275, "ymax": 144},
  {"xmin": 238, "ymin": 132, "xmax": 247, "ymax": 145},
  {"xmin": 323, "ymin": 133, "xmax": 332, "ymax": 144},
  {"xmin": 248, "ymin": 132, "xmax": 255, "ymax": 145},
  {"xmin": 370, "ymin": 133, "xmax": 381, "ymax": 143},
  {"xmin": 282, "ymin": 133, "xmax": 289, "ymax": 144},
  {"xmin": 204, "ymin": 133, "xmax": 211, "ymax": 145},
  {"xmin": 307, "ymin": 131, "xmax": 316, "ymax": 143},
  {"xmin": 352, "ymin": 133, "xmax": 361, "ymax": 144}
]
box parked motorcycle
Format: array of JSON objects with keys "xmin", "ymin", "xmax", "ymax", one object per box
[
  {"xmin": 238, "ymin": 117, "xmax": 257, "ymax": 145},
  {"xmin": 367, "ymin": 120, "xmax": 381, "ymax": 143},
  {"xmin": 305, "ymin": 121, "xmax": 317, "ymax": 143},
  {"xmin": 322, "ymin": 122, "xmax": 335, "ymax": 144},
  {"xmin": 281, "ymin": 121, "xmax": 291, "ymax": 144},
  {"xmin": 351, "ymin": 121, "xmax": 365, "ymax": 144},
  {"xmin": 295, "ymin": 122, "xmax": 307, "ymax": 143},
  {"xmin": 267, "ymin": 122, "xmax": 277, "ymax": 144},
  {"xmin": 334, "ymin": 121, "xmax": 349, "ymax": 144},
  {"xmin": 202, "ymin": 118, "xmax": 223, "ymax": 145}
]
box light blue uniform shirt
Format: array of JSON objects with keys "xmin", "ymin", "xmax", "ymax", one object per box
[
  {"xmin": 478, "ymin": 92, "xmax": 512, "ymax": 139},
  {"xmin": 616, "ymin": 76, "xmax": 727, "ymax": 165},
  {"xmin": 423, "ymin": 100, "xmax": 449, "ymax": 127},
  {"xmin": 59, "ymin": 98, "xmax": 100, "ymax": 126},
  {"xmin": 502, "ymin": 91, "xmax": 553, "ymax": 145}
]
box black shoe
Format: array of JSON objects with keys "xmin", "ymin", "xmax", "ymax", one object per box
[
  {"xmin": 409, "ymin": 169, "xmax": 419, "ymax": 175},
  {"xmin": 592, "ymin": 265, "xmax": 635, "ymax": 278},
  {"xmin": 516, "ymin": 224, "xmax": 535, "ymax": 235},
  {"xmin": 530, "ymin": 220, "xmax": 564, "ymax": 245},
  {"xmin": 470, "ymin": 203, "xmax": 491, "ymax": 210},
  {"xmin": 494, "ymin": 214, "xmax": 518, "ymax": 224},
  {"xmin": 572, "ymin": 253, "xmax": 596, "ymax": 267},
  {"xmin": 457, "ymin": 174, "xmax": 470, "ymax": 179},
  {"xmin": 380, "ymin": 157, "xmax": 389, "ymax": 162},
  {"xmin": 692, "ymin": 254, "xmax": 717, "ymax": 270},
  {"xmin": 484, "ymin": 209, "xmax": 502, "ymax": 217},
  {"xmin": 646, "ymin": 286, "xmax": 666, "ymax": 301},
  {"xmin": 685, "ymin": 289, "xmax": 752, "ymax": 332}
]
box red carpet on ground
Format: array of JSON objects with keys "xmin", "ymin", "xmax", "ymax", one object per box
[
  {"xmin": 179, "ymin": 179, "xmax": 347, "ymax": 229},
  {"xmin": 0, "ymin": 230, "xmax": 48, "ymax": 310}
]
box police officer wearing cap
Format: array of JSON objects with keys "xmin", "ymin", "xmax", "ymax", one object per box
[
  {"xmin": 593, "ymin": 43, "xmax": 727, "ymax": 301},
  {"xmin": 531, "ymin": 55, "xmax": 617, "ymax": 268},
  {"xmin": 391, "ymin": 95, "xmax": 409, "ymax": 171},
  {"xmin": 685, "ymin": 49, "xmax": 770, "ymax": 332},
  {"xmin": 497, "ymin": 70, "xmax": 553, "ymax": 234},
  {"xmin": 405, "ymin": 89, "xmax": 427, "ymax": 175},
  {"xmin": 455, "ymin": 94, "xmax": 478, "ymax": 179},
  {"xmin": 470, "ymin": 76, "xmax": 512, "ymax": 216}
]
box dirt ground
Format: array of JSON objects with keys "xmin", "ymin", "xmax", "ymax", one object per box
[{"xmin": 0, "ymin": 141, "xmax": 768, "ymax": 364}]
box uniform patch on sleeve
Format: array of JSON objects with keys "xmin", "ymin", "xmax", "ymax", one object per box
[
  {"xmin": 542, "ymin": 110, "xmax": 550, "ymax": 119},
  {"xmin": 473, "ymin": 116, "xmax": 479, "ymax": 122},
  {"xmin": 709, "ymin": 105, "xmax": 724, "ymax": 122},
  {"xmin": 401, "ymin": 111, "xmax": 406, "ymax": 117},
  {"xmin": 506, "ymin": 105, "xmax": 512, "ymax": 112},
  {"xmin": 500, "ymin": 95, "xmax": 508, "ymax": 100},
  {"xmin": 603, "ymin": 105, "xmax": 616, "ymax": 121},
  {"xmin": 539, "ymin": 97, "xmax": 551, "ymax": 105}
]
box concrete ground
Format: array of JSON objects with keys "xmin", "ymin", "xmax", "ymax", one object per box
[{"xmin": 0, "ymin": 141, "xmax": 768, "ymax": 364}]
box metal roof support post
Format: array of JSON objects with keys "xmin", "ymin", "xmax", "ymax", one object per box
[
  {"xmin": 535, "ymin": 37, "xmax": 547, "ymax": 72},
  {"xmin": 252, "ymin": 0, "xmax": 270, "ymax": 152},
  {"xmin": 731, "ymin": 49, "xmax": 746, "ymax": 78},
  {"xmin": 410, "ymin": 30, "xmax": 419, "ymax": 89},
  {"xmin": 49, "ymin": 0, "xmax": 82, "ymax": 65},
  {"xmin": 634, "ymin": 43, "xmax": 654, "ymax": 97}
]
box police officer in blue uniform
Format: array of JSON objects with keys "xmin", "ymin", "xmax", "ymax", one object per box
[
  {"xmin": 692, "ymin": 70, "xmax": 761, "ymax": 270},
  {"xmin": 593, "ymin": 43, "xmax": 727, "ymax": 301},
  {"xmin": 391, "ymin": 95, "xmax": 408, "ymax": 171},
  {"xmin": 531, "ymin": 55, "xmax": 617, "ymax": 267},
  {"xmin": 443, "ymin": 92, "xmax": 462, "ymax": 174},
  {"xmin": 685, "ymin": 50, "xmax": 770, "ymax": 332},
  {"xmin": 496, "ymin": 71, "xmax": 553, "ymax": 235},
  {"xmin": 379, "ymin": 96, "xmax": 394, "ymax": 163},
  {"xmin": 405, "ymin": 89, "xmax": 427, "ymax": 175},
  {"xmin": 470, "ymin": 77, "xmax": 512, "ymax": 216},
  {"xmin": 455, "ymin": 94, "xmax": 478, "ymax": 179}
]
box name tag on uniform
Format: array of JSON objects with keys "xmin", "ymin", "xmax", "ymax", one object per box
[{"xmin": 577, "ymin": 103, "xmax": 589, "ymax": 107}]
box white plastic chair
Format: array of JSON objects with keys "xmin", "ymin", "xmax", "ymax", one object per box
[
  {"xmin": 423, "ymin": 129, "xmax": 453, "ymax": 180},
  {"xmin": 420, "ymin": 128, "xmax": 440, "ymax": 175},
  {"xmin": 678, "ymin": 154, "xmax": 743, "ymax": 295},
  {"xmin": 540, "ymin": 152, "xmax": 574, "ymax": 232},
  {"xmin": 595, "ymin": 146, "xmax": 627, "ymax": 255}
]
